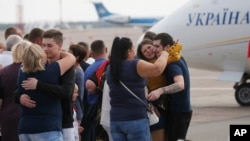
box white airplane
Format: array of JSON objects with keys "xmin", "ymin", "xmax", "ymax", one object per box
[
  {"xmin": 92, "ymin": 2, "xmax": 162, "ymax": 28},
  {"xmin": 141, "ymin": 0, "xmax": 250, "ymax": 106}
]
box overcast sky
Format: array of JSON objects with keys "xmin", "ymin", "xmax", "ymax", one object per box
[{"xmin": 0, "ymin": 0, "xmax": 185, "ymax": 24}]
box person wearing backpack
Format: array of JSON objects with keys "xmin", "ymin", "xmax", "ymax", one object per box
[
  {"xmin": 85, "ymin": 59, "xmax": 111, "ymax": 141},
  {"xmin": 80, "ymin": 40, "xmax": 108, "ymax": 141}
]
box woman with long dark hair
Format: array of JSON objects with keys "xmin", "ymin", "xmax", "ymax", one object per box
[{"xmin": 106, "ymin": 37, "xmax": 168, "ymax": 141}]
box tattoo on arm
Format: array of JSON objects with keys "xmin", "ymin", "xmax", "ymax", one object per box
[{"xmin": 162, "ymin": 83, "xmax": 182, "ymax": 94}]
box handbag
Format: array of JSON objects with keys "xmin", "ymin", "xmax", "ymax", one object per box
[
  {"xmin": 120, "ymin": 81, "xmax": 159, "ymax": 125},
  {"xmin": 147, "ymin": 103, "xmax": 160, "ymax": 125}
]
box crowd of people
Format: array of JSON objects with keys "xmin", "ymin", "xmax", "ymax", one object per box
[{"xmin": 0, "ymin": 26, "xmax": 192, "ymax": 141}]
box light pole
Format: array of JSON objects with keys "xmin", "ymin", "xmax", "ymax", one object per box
[
  {"xmin": 59, "ymin": 0, "xmax": 63, "ymax": 27},
  {"xmin": 17, "ymin": 0, "xmax": 24, "ymax": 31}
]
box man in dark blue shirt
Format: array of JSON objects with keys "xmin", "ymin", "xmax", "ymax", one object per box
[{"xmin": 147, "ymin": 33, "xmax": 192, "ymax": 141}]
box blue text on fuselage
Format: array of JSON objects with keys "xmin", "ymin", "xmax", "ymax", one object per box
[{"xmin": 187, "ymin": 8, "xmax": 250, "ymax": 26}]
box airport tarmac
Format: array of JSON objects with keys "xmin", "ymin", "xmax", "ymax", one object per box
[
  {"xmin": 188, "ymin": 68, "xmax": 250, "ymax": 141},
  {"xmin": 1, "ymin": 27, "xmax": 249, "ymax": 140}
]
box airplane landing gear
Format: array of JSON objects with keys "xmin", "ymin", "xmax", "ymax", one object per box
[
  {"xmin": 235, "ymin": 83, "xmax": 250, "ymax": 106},
  {"xmin": 234, "ymin": 73, "xmax": 250, "ymax": 106}
]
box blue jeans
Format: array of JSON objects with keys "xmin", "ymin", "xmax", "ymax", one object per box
[
  {"xmin": 110, "ymin": 118, "xmax": 151, "ymax": 141},
  {"xmin": 19, "ymin": 131, "xmax": 63, "ymax": 141}
]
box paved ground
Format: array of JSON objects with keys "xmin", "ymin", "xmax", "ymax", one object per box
[{"xmin": 187, "ymin": 68, "xmax": 250, "ymax": 141}]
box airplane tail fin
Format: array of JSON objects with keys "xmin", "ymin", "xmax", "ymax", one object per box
[{"xmin": 93, "ymin": 2, "xmax": 113, "ymax": 18}]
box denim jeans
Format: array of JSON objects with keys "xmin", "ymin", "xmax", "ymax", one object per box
[
  {"xmin": 110, "ymin": 118, "xmax": 151, "ymax": 141},
  {"xmin": 19, "ymin": 131, "xmax": 63, "ymax": 141}
]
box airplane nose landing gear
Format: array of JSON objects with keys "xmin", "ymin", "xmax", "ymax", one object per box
[{"xmin": 235, "ymin": 83, "xmax": 250, "ymax": 106}]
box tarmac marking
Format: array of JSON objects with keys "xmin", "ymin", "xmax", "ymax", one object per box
[
  {"xmin": 191, "ymin": 87, "xmax": 233, "ymax": 90},
  {"xmin": 191, "ymin": 77, "xmax": 217, "ymax": 79}
]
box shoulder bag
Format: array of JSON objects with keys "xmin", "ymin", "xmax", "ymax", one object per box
[{"xmin": 119, "ymin": 81, "xmax": 159, "ymax": 125}]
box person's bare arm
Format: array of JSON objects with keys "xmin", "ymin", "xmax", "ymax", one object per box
[
  {"xmin": 147, "ymin": 75, "xmax": 184, "ymax": 101},
  {"xmin": 137, "ymin": 51, "xmax": 168, "ymax": 78},
  {"xmin": 57, "ymin": 51, "xmax": 76, "ymax": 75},
  {"xmin": 86, "ymin": 80, "xmax": 98, "ymax": 94},
  {"xmin": 161, "ymin": 75, "xmax": 184, "ymax": 94}
]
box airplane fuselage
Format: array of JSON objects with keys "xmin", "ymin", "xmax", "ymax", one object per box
[
  {"xmin": 93, "ymin": 2, "xmax": 162, "ymax": 28},
  {"xmin": 148, "ymin": 0, "xmax": 250, "ymax": 75}
]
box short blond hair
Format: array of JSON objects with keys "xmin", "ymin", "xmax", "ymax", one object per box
[
  {"xmin": 12, "ymin": 40, "xmax": 32, "ymax": 63},
  {"xmin": 21, "ymin": 44, "xmax": 45, "ymax": 73}
]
